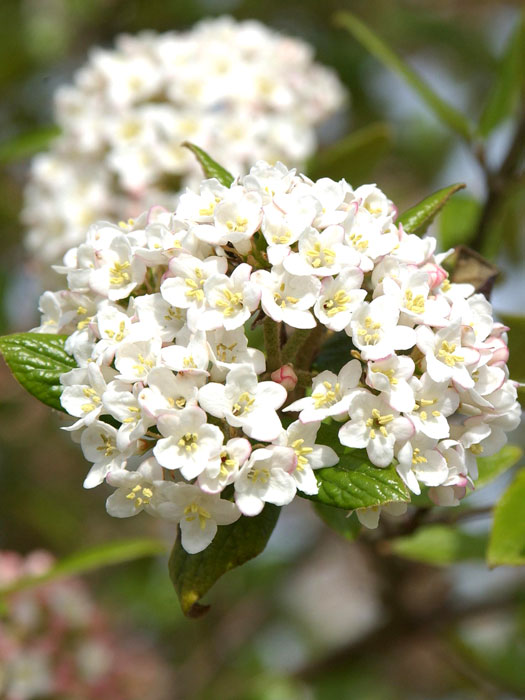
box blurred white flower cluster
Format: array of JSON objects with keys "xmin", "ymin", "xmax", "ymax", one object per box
[
  {"xmin": 0, "ymin": 551, "xmax": 170, "ymax": 700},
  {"xmin": 34, "ymin": 160, "xmax": 520, "ymax": 551},
  {"xmin": 23, "ymin": 16, "xmax": 346, "ymax": 267}
]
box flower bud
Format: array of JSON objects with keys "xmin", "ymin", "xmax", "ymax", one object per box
[
  {"xmin": 271, "ymin": 365, "xmax": 298, "ymax": 391},
  {"xmin": 423, "ymin": 263, "xmax": 447, "ymax": 289},
  {"xmin": 485, "ymin": 336, "xmax": 509, "ymax": 366}
]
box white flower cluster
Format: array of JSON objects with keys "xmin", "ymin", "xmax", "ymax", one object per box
[
  {"xmin": 23, "ymin": 17, "xmax": 345, "ymax": 267},
  {"xmin": 35, "ymin": 160, "xmax": 520, "ymax": 551}
]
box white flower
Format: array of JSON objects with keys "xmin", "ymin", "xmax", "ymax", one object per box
[
  {"xmin": 283, "ymin": 225, "xmax": 358, "ymax": 277},
  {"xmin": 396, "ymin": 434, "xmax": 448, "ymax": 494},
  {"xmin": 284, "ymin": 359, "xmax": 362, "ymax": 423},
  {"xmin": 348, "ymin": 296, "xmax": 416, "ymax": 361},
  {"xmin": 207, "ymin": 327, "xmax": 265, "ymax": 380},
  {"xmin": 80, "ymin": 420, "xmax": 135, "ymax": 488},
  {"xmin": 153, "ymin": 407, "xmax": 224, "ymax": 480},
  {"xmin": 338, "ymin": 390, "xmax": 414, "ymax": 467},
  {"xmin": 156, "ymin": 483, "xmax": 241, "ymax": 553},
  {"xmin": 406, "ymin": 373, "xmax": 459, "ymax": 440},
  {"xmin": 198, "ymin": 365, "xmax": 287, "ymax": 441},
  {"xmin": 198, "ymin": 263, "xmax": 261, "ymax": 331},
  {"xmin": 252, "ymin": 266, "xmax": 321, "ymax": 328},
  {"xmin": 160, "ymin": 254, "xmax": 228, "ymax": 332},
  {"xmin": 106, "ymin": 457, "xmax": 167, "ymax": 517},
  {"xmin": 137, "ymin": 367, "xmax": 200, "ymax": 418},
  {"xmin": 102, "ymin": 380, "xmax": 155, "ymax": 450},
  {"xmin": 197, "ymin": 187, "xmax": 263, "ymax": 253},
  {"xmin": 416, "ymin": 324, "xmax": 480, "ymax": 388},
  {"xmin": 273, "ymin": 421, "xmax": 339, "ymax": 495},
  {"xmin": 89, "ymin": 234, "xmax": 147, "ymax": 300},
  {"xmin": 131, "ymin": 293, "xmax": 187, "ymax": 342},
  {"xmin": 114, "ymin": 337, "xmax": 162, "ymax": 382},
  {"xmin": 199, "ymin": 437, "xmax": 252, "ymax": 494},
  {"xmin": 366, "ymin": 354, "xmax": 415, "ymax": 413},
  {"xmin": 160, "ymin": 333, "xmax": 210, "ymax": 375},
  {"xmin": 313, "ymin": 268, "xmax": 366, "ymax": 331},
  {"xmin": 234, "ymin": 447, "xmax": 297, "ymax": 515},
  {"xmin": 60, "ymin": 363, "xmax": 116, "ymax": 430}
]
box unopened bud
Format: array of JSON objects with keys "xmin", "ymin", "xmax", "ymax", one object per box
[
  {"xmin": 271, "ymin": 365, "xmax": 298, "ymax": 391},
  {"xmin": 424, "ymin": 263, "xmax": 447, "ymax": 289}
]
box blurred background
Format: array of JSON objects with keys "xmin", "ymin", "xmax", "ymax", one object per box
[{"xmin": 1, "ymin": 1, "xmax": 525, "ymax": 698}]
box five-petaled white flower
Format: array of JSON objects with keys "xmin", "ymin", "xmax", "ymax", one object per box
[{"xmin": 156, "ymin": 483, "xmax": 241, "ymax": 554}]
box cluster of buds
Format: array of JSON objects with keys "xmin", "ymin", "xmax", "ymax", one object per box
[
  {"xmin": 0, "ymin": 551, "xmax": 170, "ymax": 700},
  {"xmin": 34, "ymin": 160, "xmax": 520, "ymax": 551},
  {"xmin": 23, "ymin": 17, "xmax": 345, "ymax": 267}
]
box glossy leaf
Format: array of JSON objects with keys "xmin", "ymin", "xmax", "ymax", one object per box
[
  {"xmin": 335, "ymin": 12, "xmax": 472, "ymax": 140},
  {"xmin": 478, "ymin": 13, "xmax": 525, "ymax": 137},
  {"xmin": 303, "ymin": 422, "xmax": 410, "ymax": 511},
  {"xmin": 398, "ymin": 183, "xmax": 466, "ymax": 236},
  {"xmin": 390, "ymin": 524, "xmax": 487, "ymax": 565},
  {"xmin": 488, "ymin": 469, "xmax": 525, "ymax": 566},
  {"xmin": 0, "ymin": 333, "xmax": 76, "ymax": 411},
  {"xmin": 307, "ymin": 122, "xmax": 392, "ymax": 183},
  {"xmin": 0, "ymin": 539, "xmax": 166, "ymax": 597},
  {"xmin": 314, "ymin": 502, "xmax": 361, "ymax": 541},
  {"xmin": 169, "ymin": 505, "xmax": 280, "ymax": 617},
  {"xmin": 0, "ymin": 125, "xmax": 60, "ymax": 164},
  {"xmin": 476, "ymin": 445, "xmax": 523, "ymax": 490},
  {"xmin": 182, "ymin": 142, "xmax": 234, "ymax": 187}
]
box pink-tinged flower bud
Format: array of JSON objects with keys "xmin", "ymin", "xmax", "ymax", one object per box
[
  {"xmin": 424, "ymin": 263, "xmax": 447, "ymax": 289},
  {"xmin": 271, "ymin": 365, "xmax": 298, "ymax": 391},
  {"xmin": 485, "ymin": 336, "xmax": 509, "ymax": 366}
]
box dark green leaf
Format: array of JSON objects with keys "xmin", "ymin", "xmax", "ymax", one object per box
[
  {"xmin": 335, "ymin": 12, "xmax": 472, "ymax": 140},
  {"xmin": 476, "ymin": 445, "xmax": 523, "ymax": 490},
  {"xmin": 0, "ymin": 126, "xmax": 60, "ymax": 164},
  {"xmin": 439, "ymin": 194, "xmax": 480, "ymax": 249},
  {"xmin": 0, "ymin": 539, "xmax": 166, "ymax": 597},
  {"xmin": 398, "ymin": 183, "xmax": 466, "ymax": 236},
  {"xmin": 169, "ymin": 505, "xmax": 280, "ymax": 617},
  {"xmin": 488, "ymin": 469, "xmax": 525, "ymax": 566},
  {"xmin": 314, "ymin": 502, "xmax": 361, "ymax": 541},
  {"xmin": 307, "ymin": 123, "xmax": 392, "ymax": 183},
  {"xmin": 478, "ymin": 13, "xmax": 525, "ymax": 137},
  {"xmin": 390, "ymin": 524, "xmax": 487, "ymax": 565},
  {"xmin": 182, "ymin": 142, "xmax": 234, "ymax": 187},
  {"xmin": 302, "ymin": 422, "xmax": 410, "ymax": 510},
  {"xmin": 0, "ymin": 333, "xmax": 76, "ymax": 411}
]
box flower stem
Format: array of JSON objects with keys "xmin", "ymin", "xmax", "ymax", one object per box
[{"xmin": 263, "ymin": 316, "xmax": 282, "ymax": 372}]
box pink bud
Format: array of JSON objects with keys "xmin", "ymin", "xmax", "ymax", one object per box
[
  {"xmin": 271, "ymin": 365, "xmax": 298, "ymax": 391},
  {"xmin": 424, "ymin": 263, "xmax": 447, "ymax": 289},
  {"xmin": 485, "ymin": 336, "xmax": 509, "ymax": 366}
]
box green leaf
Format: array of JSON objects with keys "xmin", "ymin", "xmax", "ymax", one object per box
[
  {"xmin": 0, "ymin": 539, "xmax": 166, "ymax": 597},
  {"xmin": 398, "ymin": 183, "xmax": 466, "ymax": 236},
  {"xmin": 335, "ymin": 11, "xmax": 473, "ymax": 140},
  {"xmin": 390, "ymin": 524, "xmax": 487, "ymax": 565},
  {"xmin": 0, "ymin": 126, "xmax": 60, "ymax": 164},
  {"xmin": 169, "ymin": 505, "xmax": 280, "ymax": 617},
  {"xmin": 303, "ymin": 422, "xmax": 410, "ymax": 510},
  {"xmin": 439, "ymin": 194, "xmax": 480, "ymax": 249},
  {"xmin": 0, "ymin": 333, "xmax": 76, "ymax": 411},
  {"xmin": 182, "ymin": 142, "xmax": 234, "ymax": 187},
  {"xmin": 314, "ymin": 502, "xmax": 361, "ymax": 541},
  {"xmin": 488, "ymin": 469, "xmax": 525, "ymax": 566},
  {"xmin": 476, "ymin": 445, "xmax": 523, "ymax": 490},
  {"xmin": 307, "ymin": 123, "xmax": 392, "ymax": 183},
  {"xmin": 478, "ymin": 13, "xmax": 525, "ymax": 137}
]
